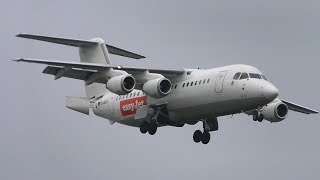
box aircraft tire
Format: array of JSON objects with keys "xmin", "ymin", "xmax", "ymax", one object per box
[
  {"xmin": 148, "ymin": 122, "xmax": 157, "ymax": 135},
  {"xmin": 140, "ymin": 122, "xmax": 149, "ymax": 134},
  {"xmin": 258, "ymin": 114, "xmax": 264, "ymax": 122},
  {"xmin": 193, "ymin": 130, "xmax": 203, "ymax": 143},
  {"xmin": 201, "ymin": 131, "xmax": 210, "ymax": 144},
  {"xmin": 253, "ymin": 113, "xmax": 258, "ymax": 121}
]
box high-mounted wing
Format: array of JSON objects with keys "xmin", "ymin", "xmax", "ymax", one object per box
[
  {"xmin": 281, "ymin": 100, "xmax": 318, "ymax": 114},
  {"xmin": 16, "ymin": 34, "xmax": 145, "ymax": 59},
  {"xmin": 14, "ymin": 58, "xmax": 185, "ymax": 84}
]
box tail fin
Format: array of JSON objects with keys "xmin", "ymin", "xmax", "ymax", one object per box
[
  {"xmin": 79, "ymin": 38, "xmax": 111, "ymax": 64},
  {"xmin": 78, "ymin": 38, "xmax": 111, "ymax": 99}
]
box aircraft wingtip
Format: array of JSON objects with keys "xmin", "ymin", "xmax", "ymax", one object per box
[
  {"xmin": 12, "ymin": 58, "xmax": 23, "ymax": 62},
  {"xmin": 16, "ymin": 33, "xmax": 29, "ymax": 38}
]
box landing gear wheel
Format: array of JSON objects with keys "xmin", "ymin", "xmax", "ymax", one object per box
[
  {"xmin": 148, "ymin": 122, "xmax": 157, "ymax": 135},
  {"xmin": 193, "ymin": 130, "xmax": 203, "ymax": 143},
  {"xmin": 140, "ymin": 122, "xmax": 149, "ymax": 134},
  {"xmin": 253, "ymin": 113, "xmax": 258, "ymax": 121},
  {"xmin": 258, "ymin": 114, "xmax": 264, "ymax": 122},
  {"xmin": 201, "ymin": 131, "xmax": 211, "ymax": 144}
]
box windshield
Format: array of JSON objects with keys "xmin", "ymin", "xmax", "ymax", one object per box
[
  {"xmin": 239, "ymin": 73, "xmax": 249, "ymax": 79},
  {"xmin": 233, "ymin": 72, "xmax": 241, "ymax": 80},
  {"xmin": 249, "ymin": 73, "xmax": 262, "ymax": 79}
]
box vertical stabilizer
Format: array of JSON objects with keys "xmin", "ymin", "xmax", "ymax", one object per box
[
  {"xmin": 78, "ymin": 38, "xmax": 111, "ymax": 99},
  {"xmin": 78, "ymin": 38, "xmax": 111, "ymax": 64}
]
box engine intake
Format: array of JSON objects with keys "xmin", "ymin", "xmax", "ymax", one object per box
[
  {"xmin": 106, "ymin": 75, "xmax": 135, "ymax": 95},
  {"xmin": 143, "ymin": 78, "xmax": 172, "ymax": 98},
  {"xmin": 261, "ymin": 101, "xmax": 289, "ymax": 122}
]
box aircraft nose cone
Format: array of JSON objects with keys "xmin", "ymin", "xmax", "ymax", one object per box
[{"xmin": 263, "ymin": 84, "xmax": 279, "ymax": 100}]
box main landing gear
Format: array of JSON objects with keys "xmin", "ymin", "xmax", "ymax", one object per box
[
  {"xmin": 193, "ymin": 117, "xmax": 218, "ymax": 144},
  {"xmin": 253, "ymin": 111, "xmax": 264, "ymax": 122},
  {"xmin": 193, "ymin": 130, "xmax": 211, "ymax": 144},
  {"xmin": 140, "ymin": 121, "xmax": 157, "ymax": 135}
]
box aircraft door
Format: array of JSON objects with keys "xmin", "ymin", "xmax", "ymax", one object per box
[
  {"xmin": 239, "ymin": 73, "xmax": 249, "ymax": 108},
  {"xmin": 215, "ymin": 71, "xmax": 228, "ymax": 93}
]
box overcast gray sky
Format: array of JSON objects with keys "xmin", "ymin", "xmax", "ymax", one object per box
[{"xmin": 1, "ymin": 0, "xmax": 319, "ymax": 179}]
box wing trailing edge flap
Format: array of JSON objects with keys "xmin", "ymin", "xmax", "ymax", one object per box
[
  {"xmin": 42, "ymin": 66, "xmax": 108, "ymax": 84},
  {"xmin": 15, "ymin": 58, "xmax": 185, "ymax": 84}
]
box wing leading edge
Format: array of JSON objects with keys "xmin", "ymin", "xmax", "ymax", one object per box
[{"xmin": 281, "ymin": 100, "xmax": 318, "ymax": 114}]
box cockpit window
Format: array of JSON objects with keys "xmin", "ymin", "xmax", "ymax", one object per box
[
  {"xmin": 249, "ymin": 73, "xmax": 262, "ymax": 79},
  {"xmin": 239, "ymin": 72, "xmax": 249, "ymax": 79},
  {"xmin": 233, "ymin": 72, "xmax": 241, "ymax": 80},
  {"xmin": 261, "ymin": 74, "xmax": 267, "ymax": 80}
]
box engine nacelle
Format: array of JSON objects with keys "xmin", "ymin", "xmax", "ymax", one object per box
[
  {"xmin": 106, "ymin": 75, "xmax": 135, "ymax": 95},
  {"xmin": 261, "ymin": 101, "xmax": 289, "ymax": 122},
  {"xmin": 143, "ymin": 78, "xmax": 172, "ymax": 98}
]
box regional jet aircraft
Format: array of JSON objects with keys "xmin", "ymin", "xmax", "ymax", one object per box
[{"xmin": 15, "ymin": 34, "xmax": 318, "ymax": 144}]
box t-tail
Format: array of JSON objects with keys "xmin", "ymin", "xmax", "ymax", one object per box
[{"xmin": 16, "ymin": 34, "xmax": 144, "ymax": 99}]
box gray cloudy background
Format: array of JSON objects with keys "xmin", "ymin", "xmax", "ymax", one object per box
[{"xmin": 1, "ymin": 0, "xmax": 319, "ymax": 179}]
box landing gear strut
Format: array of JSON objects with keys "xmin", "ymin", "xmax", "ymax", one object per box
[
  {"xmin": 253, "ymin": 111, "xmax": 264, "ymax": 122},
  {"xmin": 140, "ymin": 121, "xmax": 157, "ymax": 135}
]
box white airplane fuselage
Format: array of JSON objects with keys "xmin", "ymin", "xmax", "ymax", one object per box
[{"xmin": 93, "ymin": 64, "xmax": 278, "ymax": 127}]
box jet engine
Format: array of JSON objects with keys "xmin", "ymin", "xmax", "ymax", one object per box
[
  {"xmin": 106, "ymin": 74, "xmax": 135, "ymax": 95},
  {"xmin": 143, "ymin": 78, "xmax": 172, "ymax": 98},
  {"xmin": 261, "ymin": 101, "xmax": 289, "ymax": 122}
]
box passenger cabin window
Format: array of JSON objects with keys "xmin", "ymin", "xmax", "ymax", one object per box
[
  {"xmin": 239, "ymin": 73, "xmax": 249, "ymax": 79},
  {"xmin": 249, "ymin": 73, "xmax": 262, "ymax": 79},
  {"xmin": 233, "ymin": 72, "xmax": 241, "ymax": 80}
]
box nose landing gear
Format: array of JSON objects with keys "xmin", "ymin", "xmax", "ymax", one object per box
[{"xmin": 253, "ymin": 110, "xmax": 264, "ymax": 122}]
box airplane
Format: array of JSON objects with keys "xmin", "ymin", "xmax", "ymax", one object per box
[{"xmin": 14, "ymin": 34, "xmax": 318, "ymax": 144}]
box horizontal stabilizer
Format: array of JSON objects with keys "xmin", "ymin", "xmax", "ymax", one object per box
[
  {"xmin": 66, "ymin": 96, "xmax": 90, "ymax": 115},
  {"xmin": 17, "ymin": 34, "xmax": 145, "ymax": 59}
]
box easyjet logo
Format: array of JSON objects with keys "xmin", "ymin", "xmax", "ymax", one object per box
[{"xmin": 120, "ymin": 96, "xmax": 147, "ymax": 116}]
